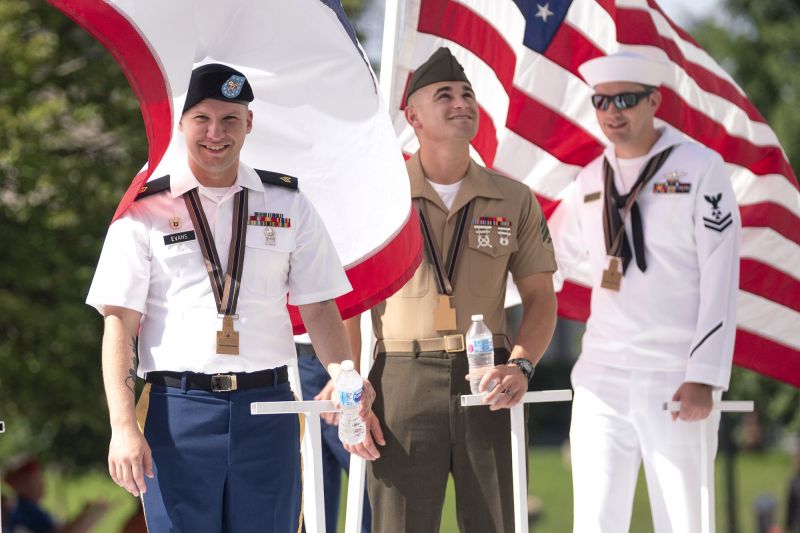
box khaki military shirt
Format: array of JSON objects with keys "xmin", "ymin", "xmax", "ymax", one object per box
[{"xmin": 372, "ymin": 153, "xmax": 556, "ymax": 341}]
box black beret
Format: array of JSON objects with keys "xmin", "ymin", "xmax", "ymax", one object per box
[
  {"xmin": 404, "ymin": 47, "xmax": 471, "ymax": 102},
  {"xmin": 182, "ymin": 63, "xmax": 254, "ymax": 114}
]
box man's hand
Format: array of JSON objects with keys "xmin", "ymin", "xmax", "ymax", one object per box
[
  {"xmin": 671, "ymin": 382, "xmax": 713, "ymax": 421},
  {"xmin": 330, "ymin": 377, "xmax": 376, "ymax": 417},
  {"xmin": 342, "ymin": 410, "xmax": 385, "ymax": 461},
  {"xmin": 466, "ymin": 364, "xmax": 529, "ymax": 411},
  {"xmin": 314, "ymin": 379, "xmax": 339, "ymax": 426},
  {"xmin": 358, "ymin": 378, "xmax": 376, "ymax": 417},
  {"xmin": 108, "ymin": 425, "xmax": 154, "ymax": 497}
]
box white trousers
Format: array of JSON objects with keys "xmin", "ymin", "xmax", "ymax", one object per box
[{"xmin": 570, "ymin": 359, "xmax": 720, "ymax": 533}]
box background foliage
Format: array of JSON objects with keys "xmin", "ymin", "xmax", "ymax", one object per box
[{"xmin": 0, "ymin": 0, "xmax": 146, "ymax": 467}]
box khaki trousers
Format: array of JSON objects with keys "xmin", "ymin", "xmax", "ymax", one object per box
[{"xmin": 367, "ymin": 350, "xmax": 517, "ymax": 533}]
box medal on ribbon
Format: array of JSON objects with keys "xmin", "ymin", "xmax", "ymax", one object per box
[
  {"xmin": 184, "ymin": 188, "xmax": 249, "ymax": 355},
  {"xmin": 601, "ymin": 257, "xmax": 622, "ymax": 292}
]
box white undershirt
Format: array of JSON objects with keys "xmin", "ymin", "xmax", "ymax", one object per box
[
  {"xmin": 203, "ymin": 186, "xmax": 233, "ymax": 203},
  {"xmin": 616, "ymin": 154, "xmax": 650, "ymax": 193},
  {"xmin": 427, "ymin": 179, "xmax": 464, "ymax": 210},
  {"xmin": 194, "ymin": 186, "xmax": 236, "ymax": 268}
]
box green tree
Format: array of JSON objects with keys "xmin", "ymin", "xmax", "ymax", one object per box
[{"xmin": 0, "ymin": 0, "xmax": 146, "ymax": 468}]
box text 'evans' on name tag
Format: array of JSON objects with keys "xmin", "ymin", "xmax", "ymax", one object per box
[
  {"xmin": 163, "ymin": 230, "xmax": 196, "ymax": 246},
  {"xmin": 584, "ymin": 192, "xmax": 601, "ymax": 203}
]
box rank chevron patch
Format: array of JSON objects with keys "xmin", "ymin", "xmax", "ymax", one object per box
[{"xmin": 703, "ymin": 212, "xmax": 733, "ymax": 232}]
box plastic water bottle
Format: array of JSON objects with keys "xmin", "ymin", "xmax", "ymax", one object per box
[
  {"xmin": 466, "ymin": 314, "xmax": 496, "ymax": 394},
  {"xmin": 336, "ymin": 360, "xmax": 366, "ymax": 445}
]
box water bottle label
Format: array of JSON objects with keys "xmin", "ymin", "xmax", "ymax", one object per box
[
  {"xmin": 467, "ymin": 338, "xmax": 493, "ymax": 353},
  {"xmin": 338, "ymin": 389, "xmax": 362, "ymax": 407}
]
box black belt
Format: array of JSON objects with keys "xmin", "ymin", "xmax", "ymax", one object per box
[
  {"xmin": 145, "ymin": 366, "xmax": 288, "ymax": 392},
  {"xmin": 295, "ymin": 343, "xmax": 317, "ymax": 358}
]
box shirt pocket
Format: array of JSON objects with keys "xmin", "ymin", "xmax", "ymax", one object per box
[
  {"xmin": 242, "ymin": 226, "xmax": 295, "ymax": 297},
  {"xmin": 396, "ymin": 262, "xmax": 430, "ymax": 298},
  {"xmin": 466, "ymin": 228, "xmax": 518, "ymax": 297},
  {"xmin": 156, "ymin": 238, "xmax": 202, "ymax": 279}
]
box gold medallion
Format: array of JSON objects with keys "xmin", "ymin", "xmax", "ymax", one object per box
[
  {"xmin": 169, "ymin": 216, "xmax": 181, "ymax": 229},
  {"xmin": 601, "ymin": 257, "xmax": 622, "ymax": 291},
  {"xmin": 216, "ymin": 315, "xmax": 240, "ymax": 355}
]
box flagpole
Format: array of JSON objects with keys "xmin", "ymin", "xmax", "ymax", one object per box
[{"xmin": 379, "ymin": 0, "xmax": 402, "ymax": 105}]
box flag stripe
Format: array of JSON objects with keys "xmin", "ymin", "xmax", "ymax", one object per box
[
  {"xmin": 740, "ymin": 204, "xmax": 800, "ymax": 247},
  {"xmin": 615, "ymin": 8, "xmax": 765, "ymax": 123},
  {"xmin": 616, "ymin": 0, "xmax": 743, "ymax": 88},
  {"xmin": 731, "ymin": 168, "xmax": 800, "ymax": 216},
  {"xmin": 734, "ymin": 329, "xmax": 800, "ymax": 386},
  {"xmin": 657, "ymin": 90, "xmax": 797, "ymax": 186},
  {"xmin": 418, "ymin": 1, "xmax": 516, "ymax": 88},
  {"xmin": 508, "ymin": 87, "xmax": 601, "ymax": 166},
  {"xmin": 737, "ymin": 292, "xmax": 799, "ymax": 351},
  {"xmin": 741, "ymin": 259, "xmax": 800, "ymax": 313},
  {"xmin": 556, "ymin": 280, "xmax": 591, "ymax": 322},
  {"xmin": 495, "ymin": 131, "xmax": 583, "ymax": 197},
  {"xmin": 474, "ymin": 104, "xmax": 499, "ymax": 167},
  {"xmin": 643, "ymin": 0, "xmax": 702, "ymax": 49},
  {"xmin": 546, "ymin": 21, "xmax": 604, "ymax": 76}
]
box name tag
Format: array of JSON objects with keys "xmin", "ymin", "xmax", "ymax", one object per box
[
  {"xmin": 163, "ymin": 230, "xmax": 196, "ymax": 245},
  {"xmin": 584, "ymin": 192, "xmax": 601, "ymax": 203}
]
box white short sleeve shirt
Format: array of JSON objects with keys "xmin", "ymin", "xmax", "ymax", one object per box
[{"xmin": 87, "ymin": 162, "xmax": 352, "ymax": 375}]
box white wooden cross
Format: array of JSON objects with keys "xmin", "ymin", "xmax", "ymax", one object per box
[
  {"xmin": 251, "ymin": 361, "xmax": 369, "ymax": 533},
  {"xmin": 461, "ymin": 389, "xmax": 574, "ymax": 533},
  {"xmin": 250, "ymin": 396, "xmax": 336, "ymax": 533},
  {"xmin": 663, "ymin": 400, "xmax": 754, "ymax": 533}
]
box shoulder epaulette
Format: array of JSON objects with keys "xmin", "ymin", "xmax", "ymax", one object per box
[
  {"xmin": 135, "ymin": 175, "xmax": 171, "ymax": 201},
  {"xmin": 255, "ymin": 169, "xmax": 299, "ymax": 191}
]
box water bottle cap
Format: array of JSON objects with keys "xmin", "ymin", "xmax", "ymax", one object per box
[
  {"xmin": 340, "ymin": 360, "xmax": 354, "ymax": 371},
  {"xmin": 471, "ymin": 314, "xmax": 484, "ymax": 321}
]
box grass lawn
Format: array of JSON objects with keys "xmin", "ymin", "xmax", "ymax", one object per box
[
  {"xmin": 337, "ymin": 447, "xmax": 793, "ymax": 533},
  {"xmin": 31, "ymin": 447, "xmax": 792, "ymax": 532}
]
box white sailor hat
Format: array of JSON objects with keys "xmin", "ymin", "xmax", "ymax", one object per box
[{"xmin": 578, "ymin": 51, "xmax": 669, "ymax": 88}]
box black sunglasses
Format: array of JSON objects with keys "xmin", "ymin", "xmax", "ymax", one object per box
[{"xmin": 591, "ymin": 90, "xmax": 653, "ymax": 111}]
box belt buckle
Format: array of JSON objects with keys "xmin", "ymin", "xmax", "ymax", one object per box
[
  {"xmin": 211, "ymin": 374, "xmax": 238, "ymax": 392},
  {"xmin": 444, "ymin": 334, "xmax": 465, "ymax": 353}
]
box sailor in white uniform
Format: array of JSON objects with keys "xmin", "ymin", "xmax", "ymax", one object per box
[{"xmin": 552, "ymin": 52, "xmax": 741, "ymax": 532}]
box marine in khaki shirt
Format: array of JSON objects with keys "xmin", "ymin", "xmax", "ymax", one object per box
[
  {"xmin": 350, "ymin": 47, "xmax": 557, "ymax": 533},
  {"xmin": 374, "ymin": 152, "xmax": 556, "ymax": 341}
]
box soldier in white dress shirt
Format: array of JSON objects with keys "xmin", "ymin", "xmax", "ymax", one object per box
[
  {"xmin": 86, "ymin": 63, "xmax": 382, "ymax": 532},
  {"xmin": 551, "ymin": 52, "xmax": 741, "ymax": 532}
]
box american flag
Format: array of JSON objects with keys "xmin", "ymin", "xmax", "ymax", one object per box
[{"xmin": 387, "ymin": 0, "xmax": 800, "ymax": 386}]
